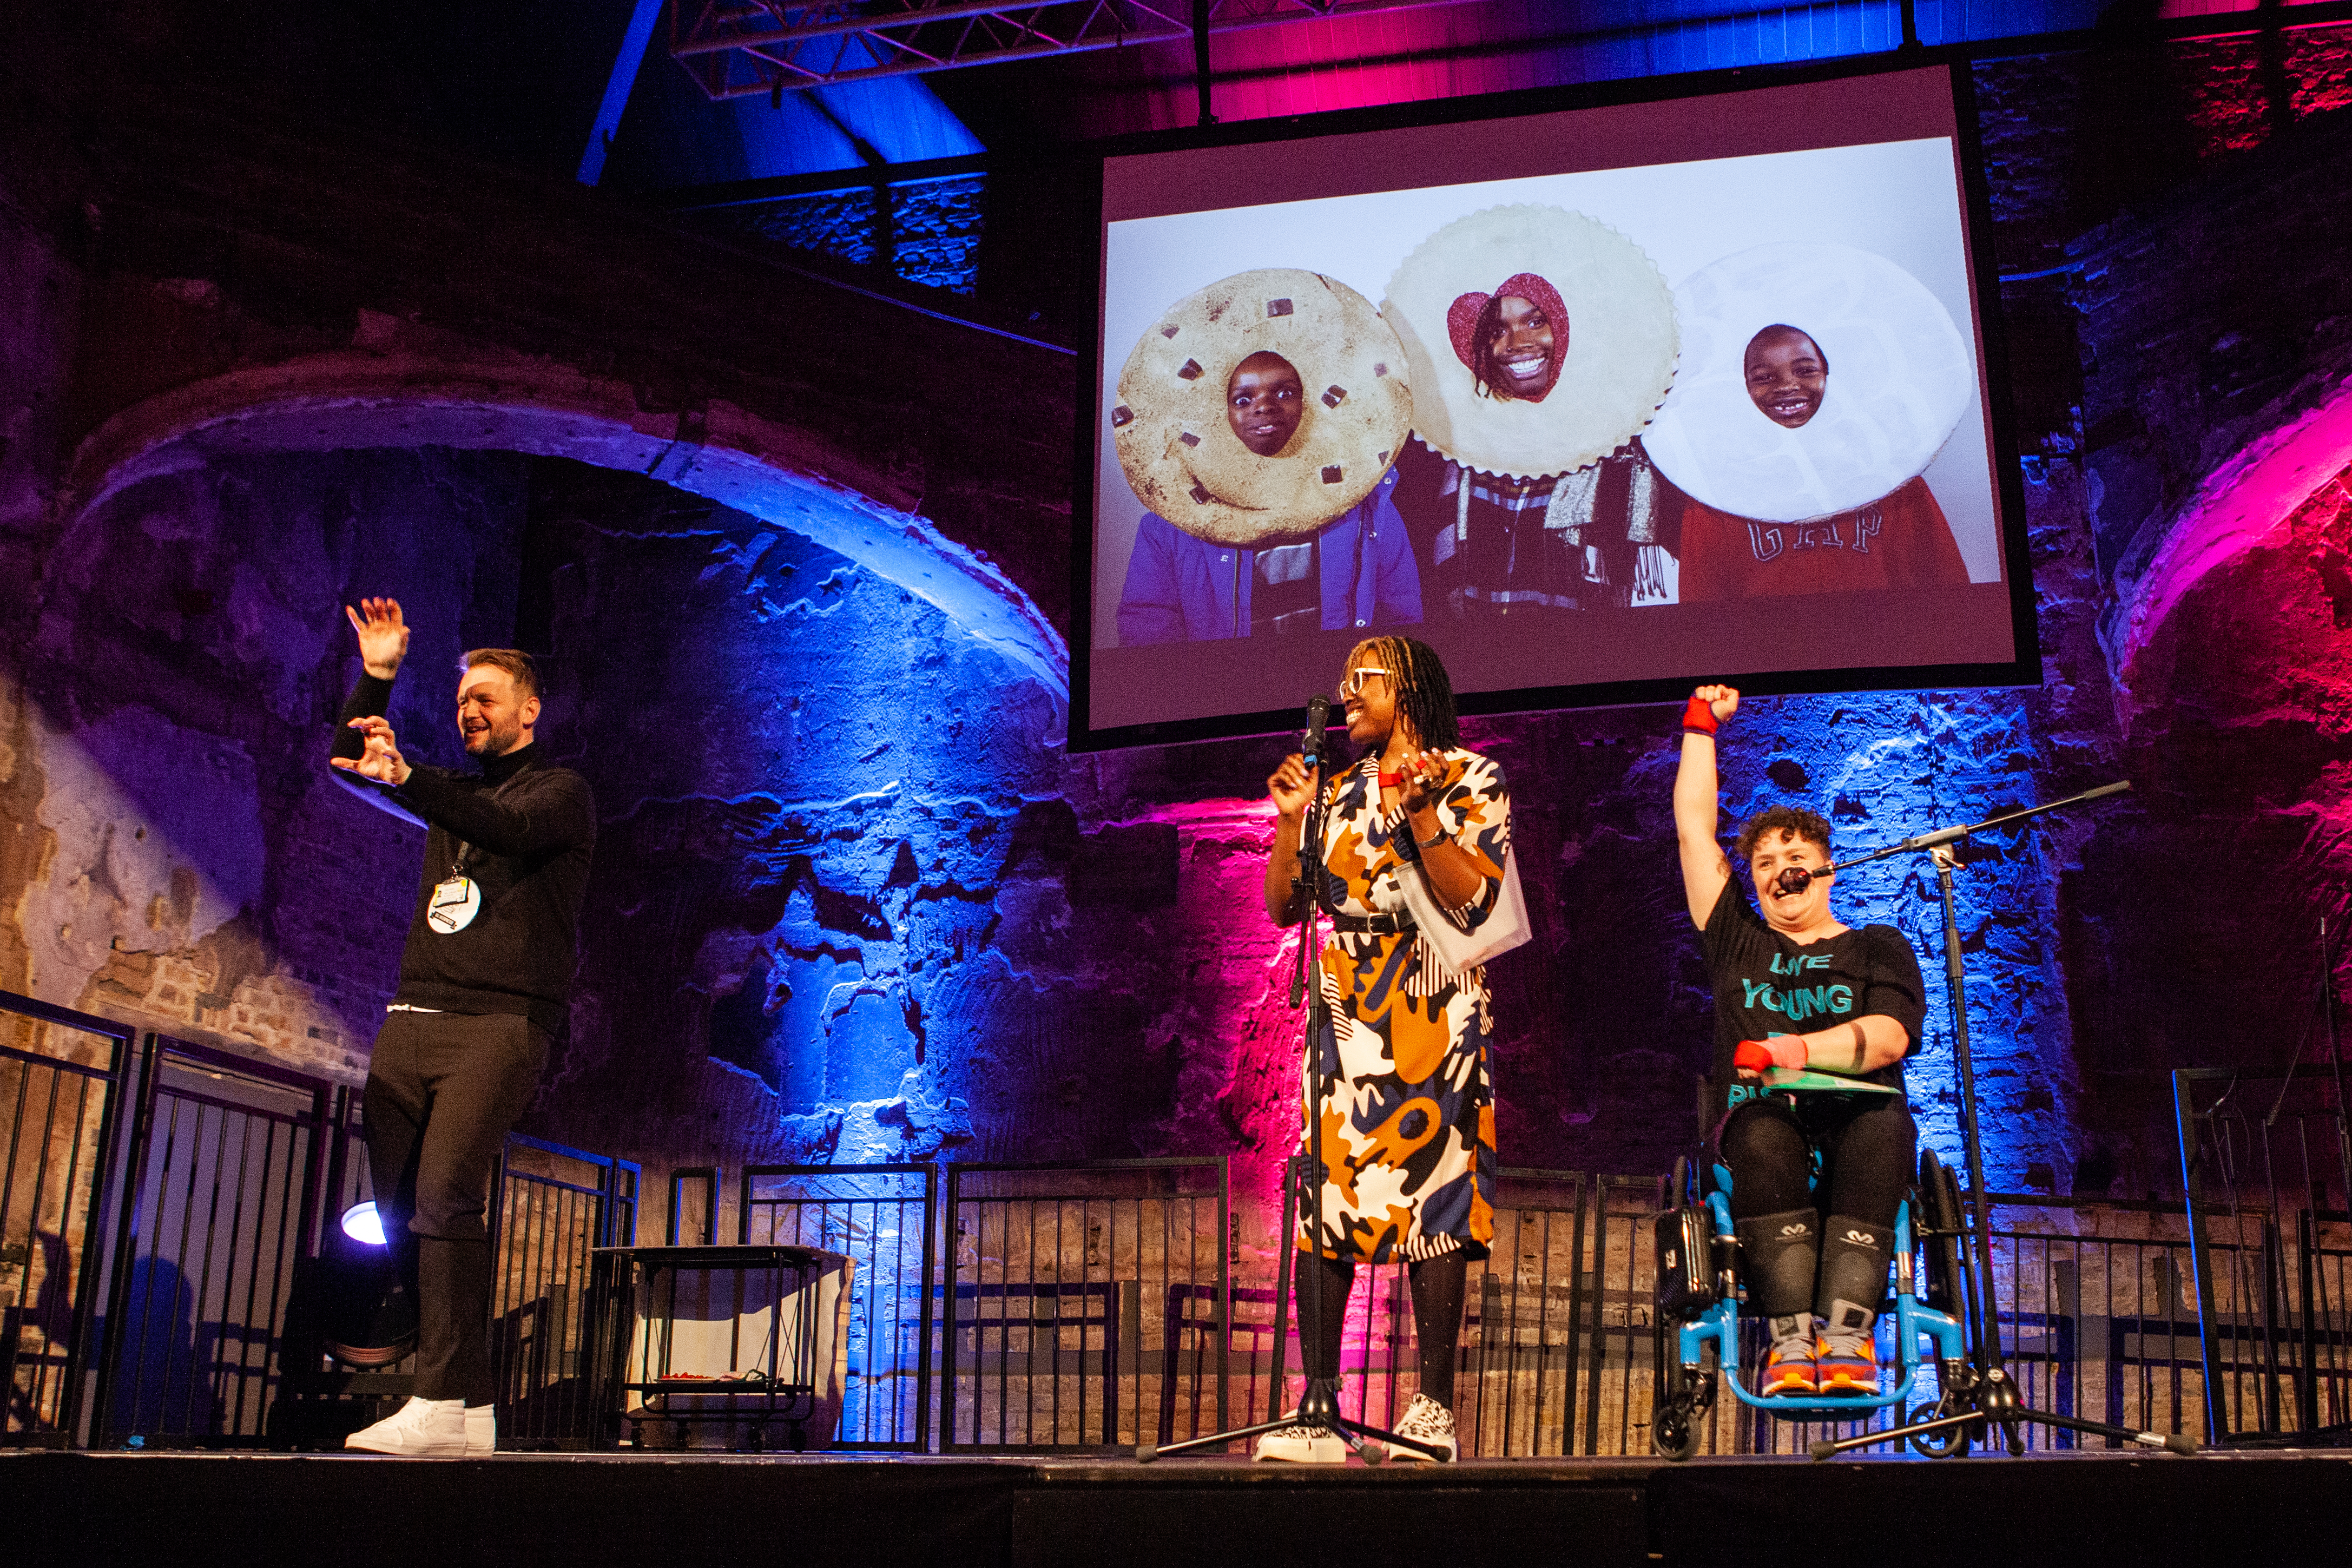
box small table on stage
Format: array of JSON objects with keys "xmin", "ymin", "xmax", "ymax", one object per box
[{"xmin": 585, "ymin": 1243, "xmax": 854, "ymax": 1452}]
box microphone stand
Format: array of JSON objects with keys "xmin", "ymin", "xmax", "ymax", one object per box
[
  {"xmin": 1140, "ymin": 721, "xmax": 1444, "ymax": 1462},
  {"xmin": 1808, "ymin": 780, "xmax": 2197, "ymax": 1459}
]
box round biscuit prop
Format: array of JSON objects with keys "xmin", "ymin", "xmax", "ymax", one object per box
[
  {"xmin": 1382, "ymin": 206, "xmax": 1677, "ymax": 480},
  {"xmin": 1642, "ymin": 242, "xmax": 1974, "ymax": 525},
  {"xmin": 1112, "ymin": 269, "xmax": 1412, "ymax": 547}
]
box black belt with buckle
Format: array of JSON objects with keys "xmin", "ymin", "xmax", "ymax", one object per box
[{"xmin": 1323, "ymin": 908, "xmax": 1415, "ymax": 935}]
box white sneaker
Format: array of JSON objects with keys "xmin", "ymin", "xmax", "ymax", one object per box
[
  {"xmin": 345, "ymin": 1396, "xmax": 466, "ymax": 1456},
  {"xmin": 466, "ymin": 1403, "xmax": 496, "ymax": 1455},
  {"xmin": 1252, "ymin": 1418, "xmax": 1347, "ymax": 1464},
  {"xmin": 1387, "ymin": 1392, "xmax": 1458, "ymax": 1462}
]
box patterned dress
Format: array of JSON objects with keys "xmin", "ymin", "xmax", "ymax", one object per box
[{"xmin": 1298, "ymin": 748, "xmax": 1511, "ymax": 1263}]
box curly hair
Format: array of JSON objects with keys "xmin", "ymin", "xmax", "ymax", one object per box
[
  {"xmin": 1349, "ymin": 635, "xmax": 1459, "ymax": 753},
  {"xmin": 1734, "ymin": 805, "xmax": 1830, "ymax": 867}
]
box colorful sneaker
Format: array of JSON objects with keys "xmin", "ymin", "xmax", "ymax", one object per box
[
  {"xmin": 1814, "ymin": 1330, "xmax": 1880, "ymax": 1395},
  {"xmin": 1760, "ymin": 1325, "xmax": 1818, "ymax": 1396},
  {"xmin": 1253, "ymin": 1418, "xmax": 1347, "ymax": 1464},
  {"xmin": 345, "ymin": 1395, "xmax": 467, "ymax": 1456},
  {"xmin": 1386, "ymin": 1393, "xmax": 1458, "ymax": 1463}
]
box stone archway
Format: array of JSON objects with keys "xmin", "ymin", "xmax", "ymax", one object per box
[
  {"xmin": 2058, "ymin": 382, "xmax": 2352, "ymax": 1117},
  {"xmin": 62, "ymin": 330, "xmax": 1069, "ymax": 700},
  {"xmin": 2111, "ymin": 381, "xmax": 2352, "ymax": 723}
]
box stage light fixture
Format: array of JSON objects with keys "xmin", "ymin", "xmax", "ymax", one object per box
[{"xmin": 341, "ymin": 1200, "xmax": 388, "ymax": 1247}]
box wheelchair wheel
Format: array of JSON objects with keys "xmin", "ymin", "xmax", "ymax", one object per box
[
  {"xmin": 1918, "ymin": 1149, "xmax": 1968, "ymax": 1322},
  {"xmin": 1651, "ymin": 1402, "xmax": 1700, "ymax": 1461},
  {"xmin": 1907, "ymin": 1403, "xmax": 1971, "ymax": 1459},
  {"xmin": 1652, "ymin": 1326, "xmax": 1702, "ymax": 1461}
]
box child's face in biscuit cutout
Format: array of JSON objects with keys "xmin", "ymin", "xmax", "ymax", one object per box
[
  {"xmin": 1227, "ymin": 352, "xmax": 1305, "ymax": 457},
  {"xmin": 1744, "ymin": 326, "xmax": 1827, "ymax": 429}
]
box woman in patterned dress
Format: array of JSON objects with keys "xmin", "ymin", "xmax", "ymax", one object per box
[{"xmin": 1254, "ymin": 635, "xmax": 1512, "ymax": 1464}]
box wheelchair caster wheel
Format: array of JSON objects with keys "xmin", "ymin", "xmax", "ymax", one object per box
[
  {"xmin": 1651, "ymin": 1404, "xmax": 1699, "ymax": 1461},
  {"xmin": 1907, "ymin": 1404, "xmax": 1971, "ymax": 1459}
]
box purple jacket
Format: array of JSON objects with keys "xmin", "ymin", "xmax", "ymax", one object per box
[{"xmin": 1116, "ymin": 475, "xmax": 1421, "ymax": 644}]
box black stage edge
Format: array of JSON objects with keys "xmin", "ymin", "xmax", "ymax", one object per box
[{"xmin": 11, "ymin": 1450, "xmax": 2352, "ymax": 1566}]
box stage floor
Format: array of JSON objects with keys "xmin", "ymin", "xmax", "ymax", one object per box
[{"xmin": 10, "ymin": 1447, "xmax": 2349, "ymax": 1566}]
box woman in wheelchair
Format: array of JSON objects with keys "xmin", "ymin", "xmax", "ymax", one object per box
[{"xmin": 1674, "ymin": 684, "xmax": 1928, "ymax": 1396}]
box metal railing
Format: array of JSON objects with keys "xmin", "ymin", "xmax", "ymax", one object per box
[
  {"xmin": 739, "ymin": 1162, "xmax": 936, "ymax": 1450},
  {"xmin": 1247, "ymin": 1166, "xmax": 1602, "ymax": 1458},
  {"xmin": 0, "ymin": 992, "xmax": 137, "ymax": 1448},
  {"xmin": 1578, "ymin": 1173, "xmax": 1664, "ymax": 1456},
  {"xmin": 1464, "ymin": 1172, "xmax": 1595, "ymax": 1457},
  {"xmin": 1979, "ymin": 1196, "xmax": 2208, "ymax": 1449},
  {"xmin": 271, "ymin": 1111, "xmax": 639, "ymax": 1452},
  {"xmin": 0, "ymin": 1000, "xmax": 2252, "ymax": 1460},
  {"xmin": 942, "ymin": 1159, "xmax": 1227, "ymax": 1452},
  {"xmin": 4, "ymin": 1013, "xmax": 645, "ymax": 1452},
  {"xmin": 90, "ymin": 1033, "xmax": 335, "ymax": 1448},
  {"xmin": 1228, "ymin": 1160, "xmax": 2211, "ymax": 1460},
  {"xmin": 2175, "ymin": 1067, "xmax": 2352, "ymax": 1446},
  {"xmin": 1633, "ymin": 1186, "xmax": 2214, "ymax": 1457},
  {"xmin": 490, "ymin": 1134, "xmax": 640, "ymax": 1451}
]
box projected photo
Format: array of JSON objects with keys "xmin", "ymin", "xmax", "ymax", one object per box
[
  {"xmin": 1083, "ymin": 68, "xmax": 2023, "ymax": 743},
  {"xmin": 1382, "ymin": 205, "xmax": 1681, "ymax": 620},
  {"xmin": 1643, "ymin": 242, "xmax": 1977, "ymax": 602},
  {"xmin": 1112, "ymin": 268, "xmax": 1422, "ymax": 643}
]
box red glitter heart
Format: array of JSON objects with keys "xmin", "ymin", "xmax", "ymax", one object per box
[{"xmin": 1444, "ymin": 272, "xmax": 1570, "ymax": 404}]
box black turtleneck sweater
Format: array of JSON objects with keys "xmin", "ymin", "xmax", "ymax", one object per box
[{"xmin": 334, "ymin": 674, "xmax": 597, "ymax": 1031}]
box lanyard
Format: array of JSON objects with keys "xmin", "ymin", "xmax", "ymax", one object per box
[{"xmin": 449, "ymin": 763, "xmax": 529, "ymax": 876}]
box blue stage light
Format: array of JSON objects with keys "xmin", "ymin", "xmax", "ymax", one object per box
[{"xmin": 341, "ymin": 1200, "xmax": 388, "ymax": 1247}]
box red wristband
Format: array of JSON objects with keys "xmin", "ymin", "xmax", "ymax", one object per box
[
  {"xmin": 1734, "ymin": 1038, "xmax": 1807, "ymax": 1072},
  {"xmin": 1682, "ymin": 694, "xmax": 1718, "ymax": 735}
]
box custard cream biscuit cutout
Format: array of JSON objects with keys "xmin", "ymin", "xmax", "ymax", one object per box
[
  {"xmin": 1643, "ymin": 241, "xmax": 1974, "ymax": 524},
  {"xmin": 1382, "ymin": 205, "xmax": 1677, "ymax": 480},
  {"xmin": 1112, "ymin": 268, "xmax": 1413, "ymax": 546}
]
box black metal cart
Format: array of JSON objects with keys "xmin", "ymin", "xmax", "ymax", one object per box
[{"xmin": 585, "ymin": 1243, "xmax": 850, "ymax": 1452}]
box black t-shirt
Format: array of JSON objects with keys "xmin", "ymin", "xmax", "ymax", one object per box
[{"xmin": 1699, "ymin": 879, "xmax": 1927, "ymax": 1116}]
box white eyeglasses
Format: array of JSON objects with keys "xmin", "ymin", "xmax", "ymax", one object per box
[{"xmin": 1338, "ymin": 667, "xmax": 1391, "ymax": 701}]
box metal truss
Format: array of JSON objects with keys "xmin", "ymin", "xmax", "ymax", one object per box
[{"xmin": 668, "ymin": 0, "xmax": 1497, "ymax": 92}]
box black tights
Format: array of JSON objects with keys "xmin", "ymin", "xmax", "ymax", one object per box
[
  {"xmin": 1293, "ymin": 1249, "xmax": 1469, "ymax": 1406},
  {"xmin": 1716, "ymin": 1093, "xmax": 1916, "ymax": 1227},
  {"xmin": 1715, "ymin": 1093, "xmax": 1916, "ymax": 1322}
]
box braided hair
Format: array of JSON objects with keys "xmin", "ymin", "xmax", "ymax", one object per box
[{"xmin": 1350, "ymin": 635, "xmax": 1460, "ymax": 754}]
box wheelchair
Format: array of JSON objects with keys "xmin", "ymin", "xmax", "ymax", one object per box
[{"xmin": 1650, "ymin": 1095, "xmax": 1978, "ymax": 1461}]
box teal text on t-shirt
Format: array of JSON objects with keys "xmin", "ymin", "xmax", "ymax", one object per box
[{"xmin": 1738, "ymin": 976, "xmax": 1855, "ymax": 1024}]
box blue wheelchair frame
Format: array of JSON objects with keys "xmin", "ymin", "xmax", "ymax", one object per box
[{"xmin": 1674, "ymin": 1169, "xmax": 1968, "ymax": 1418}]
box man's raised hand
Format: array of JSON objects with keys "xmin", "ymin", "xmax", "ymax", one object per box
[
  {"xmin": 1695, "ymin": 683, "xmax": 1740, "ymax": 726},
  {"xmin": 333, "ymin": 715, "xmax": 412, "ymax": 787},
  {"xmin": 346, "ymin": 597, "xmax": 411, "ymax": 679}
]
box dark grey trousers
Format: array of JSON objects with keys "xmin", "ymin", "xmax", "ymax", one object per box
[{"xmin": 364, "ymin": 1010, "xmax": 549, "ymax": 1405}]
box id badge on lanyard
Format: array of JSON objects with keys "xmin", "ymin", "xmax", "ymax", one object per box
[
  {"xmin": 427, "ymin": 872, "xmax": 481, "ymax": 933},
  {"xmin": 429, "ymin": 769, "xmax": 521, "ymax": 935}
]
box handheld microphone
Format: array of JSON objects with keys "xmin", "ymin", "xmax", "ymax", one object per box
[{"xmin": 1301, "ymin": 695, "xmax": 1331, "ymax": 775}]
